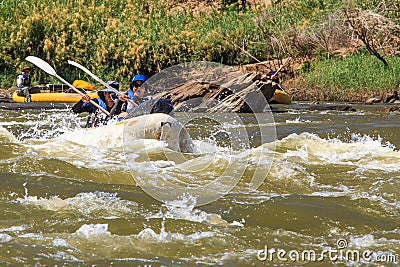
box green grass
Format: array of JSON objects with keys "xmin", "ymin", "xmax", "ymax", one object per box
[{"xmin": 300, "ymin": 52, "xmax": 400, "ymax": 100}]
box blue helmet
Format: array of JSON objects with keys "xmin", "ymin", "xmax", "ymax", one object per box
[
  {"xmin": 130, "ymin": 74, "xmax": 147, "ymax": 90},
  {"xmin": 131, "ymin": 74, "xmax": 147, "ymax": 83}
]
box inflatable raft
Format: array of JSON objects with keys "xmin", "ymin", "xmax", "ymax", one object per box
[
  {"xmin": 12, "ymin": 91, "xmax": 99, "ymax": 103},
  {"xmin": 97, "ymin": 113, "xmax": 196, "ymax": 153},
  {"xmin": 12, "ymin": 81, "xmax": 98, "ymax": 103}
]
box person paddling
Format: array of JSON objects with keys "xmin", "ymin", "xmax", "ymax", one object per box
[
  {"xmin": 72, "ymin": 81, "xmax": 123, "ymax": 127},
  {"xmin": 119, "ymin": 74, "xmax": 148, "ymax": 111},
  {"xmin": 16, "ymin": 65, "xmax": 32, "ymax": 102},
  {"xmin": 118, "ymin": 74, "xmax": 174, "ymax": 119}
]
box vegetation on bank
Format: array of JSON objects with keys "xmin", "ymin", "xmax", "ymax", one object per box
[
  {"xmin": 295, "ymin": 52, "xmax": 400, "ymax": 101},
  {"xmin": 0, "ymin": 0, "xmax": 399, "ymax": 101}
]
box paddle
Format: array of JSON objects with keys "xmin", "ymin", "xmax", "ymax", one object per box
[
  {"xmin": 25, "ymin": 56, "xmax": 110, "ymax": 116},
  {"xmin": 67, "ymin": 60, "xmax": 138, "ymax": 107},
  {"xmin": 271, "ymin": 57, "xmax": 292, "ymax": 80}
]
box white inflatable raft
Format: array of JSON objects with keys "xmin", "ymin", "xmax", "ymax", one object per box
[{"xmin": 99, "ymin": 113, "xmax": 196, "ymax": 153}]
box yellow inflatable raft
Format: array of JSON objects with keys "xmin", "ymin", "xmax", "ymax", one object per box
[
  {"xmin": 12, "ymin": 80, "xmax": 99, "ymax": 103},
  {"xmin": 12, "ymin": 91, "xmax": 99, "ymax": 103}
]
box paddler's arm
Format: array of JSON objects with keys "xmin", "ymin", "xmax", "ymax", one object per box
[
  {"xmin": 72, "ymin": 100, "xmax": 85, "ymax": 113},
  {"xmin": 72, "ymin": 94, "xmax": 97, "ymax": 113}
]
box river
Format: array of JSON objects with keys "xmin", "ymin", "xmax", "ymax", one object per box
[{"xmin": 0, "ymin": 103, "xmax": 399, "ymax": 266}]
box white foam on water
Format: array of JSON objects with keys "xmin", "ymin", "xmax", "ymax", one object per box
[
  {"xmin": 136, "ymin": 225, "xmax": 217, "ymax": 243},
  {"xmin": 146, "ymin": 196, "xmax": 231, "ymax": 226},
  {"xmin": 51, "ymin": 251, "xmax": 83, "ymax": 263},
  {"xmin": 25, "ymin": 121, "xmax": 222, "ymax": 171},
  {"xmin": 26, "ymin": 136, "xmax": 127, "ymax": 170},
  {"xmin": 75, "ymin": 223, "xmax": 111, "ymax": 238},
  {"xmin": 242, "ymin": 133, "xmax": 400, "ymax": 216},
  {"xmin": 0, "ymin": 121, "xmax": 19, "ymax": 126},
  {"xmin": 0, "ymin": 126, "xmax": 17, "ymax": 142},
  {"xmin": 14, "ymin": 191, "xmax": 138, "ymax": 218},
  {"xmin": 285, "ymin": 116, "xmax": 312, "ymax": 124},
  {"xmin": 13, "ymin": 113, "xmax": 132, "ymax": 169},
  {"xmin": 333, "ymin": 233, "xmax": 399, "ymax": 264},
  {"xmin": 15, "ymin": 112, "xmax": 82, "ymax": 141},
  {"xmin": 192, "ymin": 139, "xmax": 218, "ymax": 154},
  {"xmin": 52, "ymin": 238, "xmax": 73, "ymax": 248},
  {"xmin": 9, "ymin": 112, "xmax": 136, "ymax": 169},
  {"xmin": 57, "ymin": 121, "xmax": 124, "ymax": 148},
  {"xmin": 123, "ymin": 141, "xmax": 252, "ymax": 203},
  {"xmin": 0, "ymin": 225, "xmax": 26, "ymax": 233},
  {"xmin": 0, "ymin": 233, "xmax": 13, "ymax": 242},
  {"xmin": 349, "ymin": 191, "xmax": 400, "ymax": 211},
  {"xmin": 349, "ymin": 234, "xmax": 375, "ymax": 248},
  {"xmin": 19, "ymin": 232, "xmax": 52, "ymax": 241},
  {"xmin": 269, "ymin": 157, "xmax": 311, "ymax": 182},
  {"xmin": 9, "ymin": 112, "xmax": 248, "ymax": 193},
  {"xmin": 272, "ymin": 132, "xmax": 400, "ymax": 171},
  {"xmin": 309, "ymin": 191, "xmax": 350, "ymax": 198},
  {"xmin": 72, "ymin": 220, "xmax": 218, "ymax": 244}
]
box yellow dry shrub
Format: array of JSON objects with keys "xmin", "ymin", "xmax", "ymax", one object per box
[
  {"xmin": 43, "ymin": 39, "xmax": 54, "ymax": 53},
  {"xmin": 69, "ymin": 23, "xmax": 78, "ymax": 30}
]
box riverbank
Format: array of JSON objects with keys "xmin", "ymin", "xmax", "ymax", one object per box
[
  {"xmin": 1, "ymin": 0, "xmax": 398, "ymax": 94},
  {"xmin": 239, "ymin": 52, "xmax": 400, "ymax": 102}
]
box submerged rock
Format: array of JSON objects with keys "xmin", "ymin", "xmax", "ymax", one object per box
[{"xmin": 379, "ymin": 106, "xmax": 400, "ymax": 112}]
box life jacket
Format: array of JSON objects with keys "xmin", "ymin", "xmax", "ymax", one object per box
[
  {"xmin": 96, "ymin": 98, "xmax": 107, "ymax": 111},
  {"xmin": 17, "ymin": 73, "xmax": 30, "ymax": 87},
  {"xmin": 81, "ymin": 97, "xmax": 108, "ymax": 112},
  {"xmin": 126, "ymin": 89, "xmax": 135, "ymax": 100}
]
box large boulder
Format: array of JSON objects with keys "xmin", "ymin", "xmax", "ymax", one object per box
[{"xmin": 152, "ymin": 72, "xmax": 275, "ymax": 113}]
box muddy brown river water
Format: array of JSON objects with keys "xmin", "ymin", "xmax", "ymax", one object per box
[{"xmin": 0, "ymin": 103, "xmax": 398, "ymax": 266}]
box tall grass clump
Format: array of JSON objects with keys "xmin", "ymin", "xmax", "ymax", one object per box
[{"xmin": 299, "ymin": 51, "xmax": 400, "ymax": 101}]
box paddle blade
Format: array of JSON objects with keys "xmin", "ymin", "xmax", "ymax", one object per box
[
  {"xmin": 67, "ymin": 60, "xmax": 90, "ymax": 74},
  {"xmin": 68, "ymin": 60, "xmax": 104, "ymax": 84},
  {"xmin": 25, "ymin": 56, "xmax": 57, "ymax": 76},
  {"xmin": 67, "ymin": 59, "xmax": 124, "ymax": 97}
]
